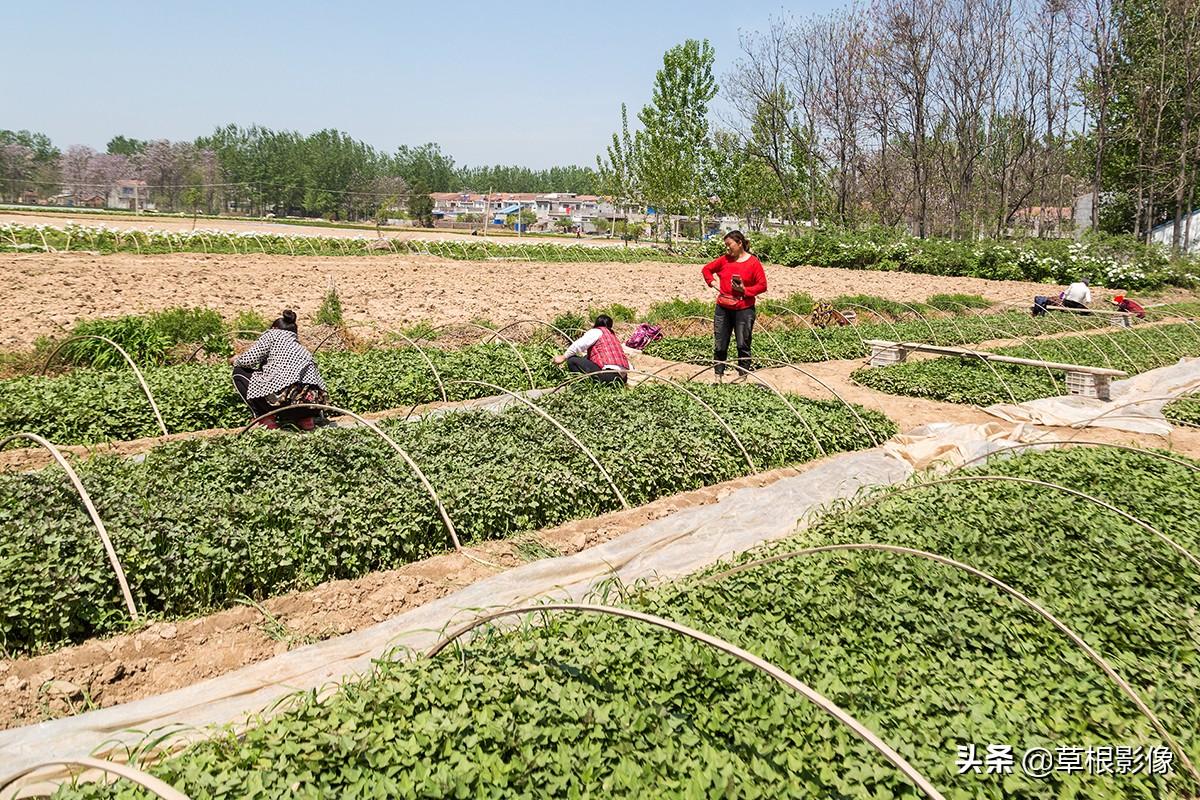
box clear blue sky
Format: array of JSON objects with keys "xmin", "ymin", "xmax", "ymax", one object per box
[{"xmin": 3, "ymin": 1, "xmax": 841, "ymax": 168}]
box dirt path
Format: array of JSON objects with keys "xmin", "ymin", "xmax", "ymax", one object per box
[
  {"xmin": 0, "ymin": 462, "xmax": 808, "ymax": 730},
  {"xmin": 2, "ymin": 250, "xmax": 1145, "ymax": 349}
]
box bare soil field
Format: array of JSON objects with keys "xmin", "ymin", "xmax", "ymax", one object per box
[{"xmin": 0, "ymin": 250, "xmax": 1145, "ymax": 349}]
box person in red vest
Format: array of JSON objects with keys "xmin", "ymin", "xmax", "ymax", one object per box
[
  {"xmin": 553, "ymin": 314, "xmax": 630, "ymax": 385},
  {"xmin": 1111, "ymin": 294, "xmax": 1146, "ymax": 319},
  {"xmin": 702, "ymin": 230, "xmax": 768, "ymax": 380}
]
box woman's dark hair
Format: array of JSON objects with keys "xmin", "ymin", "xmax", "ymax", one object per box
[
  {"xmin": 272, "ymin": 309, "xmax": 299, "ymax": 333},
  {"xmin": 593, "ymin": 314, "xmax": 614, "ymax": 330},
  {"xmin": 723, "ymin": 230, "xmax": 750, "ymax": 254}
]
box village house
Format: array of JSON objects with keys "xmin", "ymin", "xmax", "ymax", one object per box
[
  {"xmin": 429, "ymin": 192, "xmax": 617, "ymax": 231},
  {"xmin": 107, "ymin": 179, "xmax": 154, "ymax": 211}
]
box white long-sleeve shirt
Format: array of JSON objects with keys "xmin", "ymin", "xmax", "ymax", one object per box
[
  {"xmin": 1063, "ymin": 282, "xmax": 1092, "ymax": 305},
  {"xmin": 564, "ymin": 328, "xmax": 623, "ymax": 370}
]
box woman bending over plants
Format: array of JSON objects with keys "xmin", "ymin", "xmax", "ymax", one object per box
[
  {"xmin": 231, "ymin": 309, "xmax": 331, "ymax": 430},
  {"xmin": 553, "ymin": 314, "xmax": 630, "ymax": 385}
]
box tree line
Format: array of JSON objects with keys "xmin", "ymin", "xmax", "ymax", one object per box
[
  {"xmin": 0, "ymin": 126, "xmax": 599, "ymax": 221},
  {"xmin": 597, "ymin": 0, "xmax": 1198, "ymax": 250}
]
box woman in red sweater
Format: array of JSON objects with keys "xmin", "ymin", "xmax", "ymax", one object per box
[{"xmin": 701, "ymin": 230, "xmax": 767, "ymax": 379}]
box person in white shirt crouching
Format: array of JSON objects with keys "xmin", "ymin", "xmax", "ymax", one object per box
[
  {"xmin": 553, "ymin": 314, "xmax": 630, "ymax": 386},
  {"xmin": 1061, "ymin": 279, "xmax": 1092, "ymax": 315}
]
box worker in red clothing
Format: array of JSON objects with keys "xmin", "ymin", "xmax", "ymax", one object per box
[
  {"xmin": 553, "ymin": 314, "xmax": 630, "ymax": 385},
  {"xmin": 1111, "ymin": 294, "xmax": 1146, "ymax": 319},
  {"xmin": 701, "ymin": 230, "xmax": 767, "ymax": 380}
]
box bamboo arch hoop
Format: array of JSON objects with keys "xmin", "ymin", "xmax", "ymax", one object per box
[
  {"xmin": 1034, "ymin": 391, "xmax": 1200, "ymax": 438},
  {"xmin": 308, "ymin": 321, "xmax": 449, "ymax": 403},
  {"xmin": 419, "ymin": 322, "xmax": 536, "ymax": 391},
  {"xmin": 0, "ymin": 757, "xmax": 190, "ymax": 800},
  {"xmin": 1014, "ymin": 303, "xmax": 1117, "ymax": 376},
  {"xmin": 840, "ymin": 303, "xmax": 908, "ymax": 345},
  {"xmin": 650, "ymin": 356, "xmax": 882, "ymax": 448},
  {"xmin": 621, "ymin": 369, "xmax": 757, "ymax": 471},
  {"xmin": 0, "ymin": 433, "xmax": 138, "ymax": 620},
  {"xmin": 844, "ymin": 474, "xmax": 1200, "ymax": 573},
  {"xmin": 733, "ymin": 357, "xmax": 886, "ymax": 446},
  {"xmin": 704, "ymin": 544, "xmax": 1200, "ymax": 786},
  {"xmin": 754, "ymin": 302, "xmax": 834, "ymax": 361},
  {"xmin": 891, "ymin": 301, "xmax": 940, "ymax": 341},
  {"xmin": 539, "ymin": 367, "xmax": 758, "ymax": 471},
  {"xmin": 487, "ymin": 319, "xmax": 574, "ymax": 345},
  {"xmin": 237, "ymin": 403, "xmax": 462, "ymax": 553},
  {"xmin": 948, "ymin": 440, "xmax": 1200, "ymax": 474},
  {"xmin": 448, "ymin": 380, "xmax": 630, "ymax": 509},
  {"xmin": 929, "ymin": 301, "xmax": 1023, "ymax": 405},
  {"xmin": 678, "ymin": 363, "xmax": 827, "ymax": 457},
  {"xmin": 425, "ymin": 602, "xmax": 947, "ymax": 800},
  {"xmin": 39, "ymin": 335, "xmax": 169, "ymax": 437}
]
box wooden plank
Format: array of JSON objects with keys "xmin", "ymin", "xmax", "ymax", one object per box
[
  {"xmin": 863, "ymin": 340, "xmax": 1127, "ymax": 376},
  {"xmin": 1046, "ymin": 306, "xmax": 1132, "ymax": 317}
]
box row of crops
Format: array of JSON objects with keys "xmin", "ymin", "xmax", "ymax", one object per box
[
  {"xmin": 0, "ymin": 383, "xmax": 894, "ymax": 654},
  {"xmin": 852, "ymin": 322, "xmax": 1200, "ymax": 406},
  {"xmin": 43, "ymin": 446, "xmax": 1200, "ymax": 798},
  {"xmin": 0, "ymin": 223, "xmax": 700, "ymax": 263},
  {"xmin": 645, "ymin": 304, "xmax": 1200, "ymax": 367},
  {"xmin": 1164, "ymin": 397, "xmax": 1200, "ymax": 426},
  {"xmin": 6, "ymin": 307, "xmax": 1196, "ymax": 447},
  {"xmin": 0, "ymin": 343, "xmax": 559, "ymax": 445}
]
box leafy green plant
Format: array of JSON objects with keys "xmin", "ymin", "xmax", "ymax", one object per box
[
  {"xmin": 587, "ymin": 303, "xmax": 639, "ymax": 323},
  {"xmin": 0, "ymin": 342, "xmax": 562, "ymax": 445},
  {"xmin": 1163, "ymin": 397, "xmax": 1200, "ymax": 427},
  {"xmin": 0, "ymin": 385, "xmax": 893, "ymax": 653},
  {"xmin": 149, "ymin": 307, "xmax": 225, "ymax": 344},
  {"xmin": 760, "ymin": 291, "xmax": 815, "ymax": 317},
  {"xmin": 925, "ymin": 293, "xmax": 991, "ymax": 311},
  {"xmin": 551, "ymin": 312, "xmax": 588, "ymax": 337},
  {"xmin": 645, "ymin": 297, "xmax": 712, "ymax": 322},
  {"xmin": 231, "ymin": 309, "xmax": 270, "ymax": 334},
  {"xmin": 399, "ymin": 321, "xmax": 438, "ymax": 341},
  {"xmin": 56, "ymin": 316, "xmax": 172, "ymax": 368},
  {"xmin": 314, "ymin": 285, "xmax": 344, "ymax": 327},
  {"xmin": 48, "ymin": 448, "xmax": 1200, "ymax": 798},
  {"xmin": 852, "ymin": 323, "xmax": 1200, "ymax": 405}
]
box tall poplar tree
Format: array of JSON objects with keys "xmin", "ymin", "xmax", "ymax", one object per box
[{"xmin": 634, "ymin": 39, "xmax": 718, "ymax": 244}]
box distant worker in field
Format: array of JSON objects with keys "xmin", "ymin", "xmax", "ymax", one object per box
[
  {"xmin": 231, "ymin": 309, "xmax": 330, "ymax": 430},
  {"xmin": 1061, "ymin": 278, "xmax": 1092, "ymax": 314},
  {"xmin": 702, "ymin": 230, "xmax": 767, "ymax": 380},
  {"xmin": 811, "ymin": 300, "xmax": 854, "ymax": 328},
  {"xmin": 553, "ymin": 314, "xmax": 630, "ymax": 385},
  {"xmin": 1031, "ymin": 294, "xmax": 1063, "ymax": 317},
  {"xmin": 1112, "ymin": 294, "xmax": 1147, "ymax": 319}
]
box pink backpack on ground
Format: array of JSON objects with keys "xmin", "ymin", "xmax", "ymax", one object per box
[{"xmin": 624, "ymin": 323, "xmax": 664, "ymax": 350}]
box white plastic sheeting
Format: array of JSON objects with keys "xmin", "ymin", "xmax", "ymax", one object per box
[
  {"xmin": 0, "ymin": 446, "xmax": 912, "ymax": 773},
  {"xmin": 0, "ymin": 419, "xmax": 1090, "ymax": 776},
  {"xmin": 985, "ymin": 358, "xmax": 1200, "ymax": 435}
]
